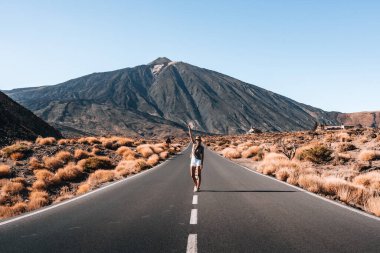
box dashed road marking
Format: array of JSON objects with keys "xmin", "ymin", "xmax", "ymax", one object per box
[
  {"xmin": 192, "ymin": 195, "xmax": 198, "ymax": 205},
  {"xmin": 190, "ymin": 209, "xmax": 198, "ymax": 225},
  {"xmin": 186, "ymin": 234, "xmax": 198, "ymax": 253}
]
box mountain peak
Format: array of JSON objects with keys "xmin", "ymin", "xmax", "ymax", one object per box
[{"xmin": 149, "ymin": 57, "xmax": 172, "ymax": 65}]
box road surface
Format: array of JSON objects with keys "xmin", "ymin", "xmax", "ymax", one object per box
[{"xmin": 1, "ymin": 146, "xmax": 379, "ymax": 253}]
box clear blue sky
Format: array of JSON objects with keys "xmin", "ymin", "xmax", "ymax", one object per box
[{"xmin": 1, "ymin": 0, "xmax": 379, "ymax": 113}]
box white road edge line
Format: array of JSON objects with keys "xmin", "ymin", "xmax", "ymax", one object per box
[
  {"xmin": 186, "ymin": 234, "xmax": 198, "ymax": 253},
  {"xmin": 0, "ymin": 144, "xmax": 191, "ymax": 226},
  {"xmin": 192, "ymin": 195, "xmax": 198, "ymax": 205},
  {"xmin": 190, "ymin": 209, "xmax": 198, "ymax": 225},
  {"xmin": 212, "ymin": 149, "xmax": 380, "ymax": 222}
]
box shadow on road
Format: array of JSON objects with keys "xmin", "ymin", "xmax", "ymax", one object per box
[{"xmin": 200, "ymin": 190, "xmax": 298, "ymax": 193}]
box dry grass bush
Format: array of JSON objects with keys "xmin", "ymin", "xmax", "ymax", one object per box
[
  {"xmin": 55, "ymin": 163, "xmax": 83, "ymax": 181},
  {"xmin": 257, "ymin": 153, "xmax": 298, "ymax": 176},
  {"xmin": 91, "ymin": 147, "xmax": 102, "ymax": 155},
  {"xmin": 221, "ymin": 147, "xmax": 241, "ymax": 159},
  {"xmin": 353, "ymin": 171, "xmax": 380, "ymax": 190},
  {"xmin": 298, "ymin": 174, "xmax": 323, "ymax": 193},
  {"xmin": 57, "ymin": 139, "xmax": 74, "ymax": 145},
  {"xmin": 151, "ymin": 143, "xmax": 166, "ymax": 154},
  {"xmin": 0, "ymin": 202, "xmax": 28, "ymax": 218},
  {"xmin": 338, "ymin": 143, "xmax": 357, "ymax": 152},
  {"xmin": 34, "ymin": 169, "xmax": 58, "ymax": 186},
  {"xmin": 159, "ymin": 151, "xmax": 169, "ymax": 160},
  {"xmin": 10, "ymin": 152, "xmax": 25, "ymax": 160},
  {"xmin": 77, "ymin": 183, "xmax": 90, "ymax": 195},
  {"xmin": 358, "ymin": 150, "xmax": 380, "ymax": 164},
  {"xmin": 136, "ymin": 144, "xmax": 154, "ymax": 158},
  {"xmin": 1, "ymin": 180, "xmax": 24, "ymax": 194},
  {"xmin": 87, "ymin": 170, "xmax": 117, "ymax": 187},
  {"xmin": 116, "ymin": 159, "xmax": 150, "ymax": 177},
  {"xmin": 100, "ymin": 136, "xmax": 133, "ymax": 150},
  {"xmin": 1, "ymin": 143, "xmax": 31, "ymax": 158},
  {"xmin": 297, "ymin": 143, "xmax": 332, "ymax": 164},
  {"xmin": 43, "ymin": 151, "xmax": 71, "ymax": 170},
  {"xmin": 54, "ymin": 186, "xmax": 74, "ymax": 203},
  {"xmin": 27, "ymin": 190, "xmax": 49, "ymax": 211},
  {"xmin": 78, "ymin": 156, "xmax": 113, "ymax": 172},
  {"xmin": 335, "ymin": 152, "xmax": 352, "ymax": 164},
  {"xmin": 321, "ymin": 169, "xmax": 359, "ymax": 181},
  {"xmin": 116, "ymin": 146, "xmax": 136, "ymax": 158},
  {"xmin": 0, "ymin": 164, "xmax": 11, "ymax": 177},
  {"xmin": 241, "ymin": 146, "xmax": 261, "ymax": 158},
  {"xmin": 147, "ymin": 154, "xmax": 160, "ymax": 166},
  {"xmin": 28, "ymin": 157, "xmax": 44, "ymax": 171},
  {"xmin": 74, "ymin": 149, "xmax": 92, "ymax": 160},
  {"xmin": 365, "ymin": 197, "xmax": 380, "ymax": 216},
  {"xmin": 337, "ymin": 132, "xmax": 351, "ymax": 142},
  {"xmin": 78, "ymin": 137, "xmax": 101, "ymax": 145},
  {"xmin": 36, "ymin": 137, "xmax": 56, "ymax": 145},
  {"xmin": 336, "ymin": 184, "xmax": 370, "ymax": 206}
]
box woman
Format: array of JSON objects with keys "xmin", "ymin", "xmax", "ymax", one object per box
[{"xmin": 188, "ymin": 124, "xmax": 204, "ymax": 192}]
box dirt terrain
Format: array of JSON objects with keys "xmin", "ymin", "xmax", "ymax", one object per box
[
  {"xmin": 204, "ymin": 128, "xmax": 380, "ymax": 217},
  {"xmin": 0, "ymin": 136, "xmax": 186, "ymax": 219}
]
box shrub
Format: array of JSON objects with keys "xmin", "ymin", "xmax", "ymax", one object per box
[
  {"xmin": 55, "ymin": 163, "xmax": 83, "ymax": 181},
  {"xmin": 0, "ymin": 202, "xmax": 28, "ymax": 219},
  {"xmin": 10, "ymin": 152, "xmax": 25, "ymax": 160},
  {"xmin": 358, "ymin": 150, "xmax": 380, "ymax": 166},
  {"xmin": 365, "ymin": 197, "xmax": 380, "ymax": 216},
  {"xmin": 78, "ymin": 137, "xmax": 101, "ymax": 145},
  {"xmin": 74, "ymin": 149, "xmax": 92, "ymax": 160},
  {"xmin": 36, "ymin": 137, "xmax": 56, "ymax": 145},
  {"xmin": 1, "ymin": 181, "xmax": 24, "ymax": 194},
  {"xmin": 78, "ymin": 156, "xmax": 113, "ymax": 172},
  {"xmin": 151, "ymin": 143, "xmax": 165, "ymax": 154},
  {"xmin": 116, "ymin": 146, "xmax": 136, "ymax": 158},
  {"xmin": 337, "ymin": 132, "xmax": 351, "ymax": 142},
  {"xmin": 221, "ymin": 148, "xmax": 241, "ymax": 159},
  {"xmin": 77, "ymin": 183, "xmax": 90, "ymax": 195},
  {"xmin": 0, "ymin": 164, "xmax": 11, "ymax": 177},
  {"xmin": 34, "ymin": 169, "xmax": 58, "ymax": 185},
  {"xmin": 338, "ymin": 143, "xmax": 357, "ymax": 152},
  {"xmin": 241, "ymin": 146, "xmax": 260, "ymax": 158},
  {"xmin": 297, "ymin": 144, "xmax": 332, "ymax": 164},
  {"xmin": 136, "ymin": 144, "xmax": 154, "ymax": 158},
  {"xmin": 43, "ymin": 152, "xmax": 70, "ymax": 170},
  {"xmin": 28, "ymin": 157, "xmax": 44, "ymax": 170},
  {"xmin": 87, "ymin": 170, "xmax": 117, "ymax": 187},
  {"xmin": 159, "ymin": 151, "xmax": 169, "ymax": 160},
  {"xmin": 147, "ymin": 154, "xmax": 160, "ymax": 166},
  {"xmin": 353, "ymin": 171, "xmax": 380, "ymax": 190},
  {"xmin": 1, "ymin": 143, "xmax": 31, "ymax": 158},
  {"xmin": 116, "ymin": 159, "xmax": 150, "ymax": 176},
  {"xmin": 27, "ymin": 190, "xmax": 49, "ymax": 211},
  {"xmin": 298, "ymin": 174, "xmax": 323, "ymax": 193}
]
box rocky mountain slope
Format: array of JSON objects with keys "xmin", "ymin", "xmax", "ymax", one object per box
[
  {"xmin": 0, "ymin": 91, "xmax": 62, "ymax": 146},
  {"xmin": 336, "ymin": 112, "xmax": 380, "ymax": 128},
  {"xmin": 5, "ymin": 57, "xmax": 340, "ymax": 137}
]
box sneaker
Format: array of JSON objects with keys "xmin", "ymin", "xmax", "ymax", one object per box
[
  {"xmin": 194, "ymin": 186, "xmax": 197, "ymax": 192},
  {"xmin": 197, "ymin": 187, "xmax": 200, "ymax": 192}
]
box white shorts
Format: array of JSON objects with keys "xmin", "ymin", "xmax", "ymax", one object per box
[{"xmin": 190, "ymin": 156, "xmax": 202, "ymax": 167}]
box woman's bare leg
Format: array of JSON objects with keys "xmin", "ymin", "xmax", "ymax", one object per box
[
  {"xmin": 190, "ymin": 166, "xmax": 197, "ymax": 186},
  {"xmin": 196, "ymin": 166, "xmax": 201, "ymax": 189}
]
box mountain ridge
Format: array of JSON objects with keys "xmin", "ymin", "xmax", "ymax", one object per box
[{"xmin": 4, "ymin": 58, "xmax": 373, "ymax": 137}]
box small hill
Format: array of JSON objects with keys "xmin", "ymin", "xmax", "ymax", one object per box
[{"xmin": 0, "ymin": 91, "xmax": 62, "ymax": 146}]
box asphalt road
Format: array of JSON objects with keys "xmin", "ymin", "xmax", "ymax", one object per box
[{"xmin": 1, "ymin": 146, "xmax": 379, "ymax": 253}]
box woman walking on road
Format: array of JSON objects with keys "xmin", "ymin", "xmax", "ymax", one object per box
[{"xmin": 188, "ymin": 124, "xmax": 204, "ymax": 192}]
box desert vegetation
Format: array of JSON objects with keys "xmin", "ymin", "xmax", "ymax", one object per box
[
  {"xmin": 0, "ymin": 136, "xmax": 185, "ymax": 219},
  {"xmin": 205, "ymin": 128, "xmax": 380, "ymax": 217}
]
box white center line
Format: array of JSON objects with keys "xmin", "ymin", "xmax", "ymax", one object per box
[
  {"xmin": 192, "ymin": 195, "xmax": 198, "ymax": 205},
  {"xmin": 190, "ymin": 209, "xmax": 198, "ymax": 225},
  {"xmin": 186, "ymin": 234, "xmax": 198, "ymax": 253}
]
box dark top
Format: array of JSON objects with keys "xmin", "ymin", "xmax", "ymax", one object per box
[{"xmin": 192, "ymin": 143, "xmax": 204, "ymax": 160}]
